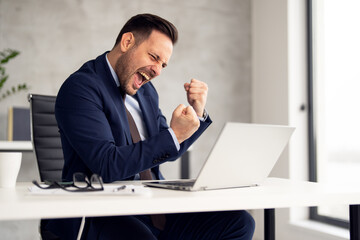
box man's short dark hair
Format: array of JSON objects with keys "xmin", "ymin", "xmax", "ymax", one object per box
[{"xmin": 114, "ymin": 13, "xmax": 178, "ymax": 47}]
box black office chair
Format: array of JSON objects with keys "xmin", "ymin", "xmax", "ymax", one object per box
[
  {"xmin": 28, "ymin": 94, "xmax": 64, "ymax": 182},
  {"xmin": 29, "ymin": 94, "xmax": 65, "ymax": 240}
]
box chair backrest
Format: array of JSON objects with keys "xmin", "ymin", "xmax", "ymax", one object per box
[{"xmin": 28, "ymin": 94, "xmax": 64, "ymax": 182}]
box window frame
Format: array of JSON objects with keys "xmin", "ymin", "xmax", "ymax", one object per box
[{"xmin": 307, "ymin": 0, "xmax": 349, "ymax": 229}]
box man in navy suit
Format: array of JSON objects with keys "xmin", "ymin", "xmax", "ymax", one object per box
[{"xmin": 47, "ymin": 13, "xmax": 255, "ymax": 240}]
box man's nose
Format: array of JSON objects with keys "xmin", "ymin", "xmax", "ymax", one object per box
[{"xmin": 150, "ymin": 64, "xmax": 162, "ymax": 77}]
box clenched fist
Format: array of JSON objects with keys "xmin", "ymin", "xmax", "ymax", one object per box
[
  {"xmin": 170, "ymin": 104, "xmax": 200, "ymax": 144},
  {"xmin": 184, "ymin": 79, "xmax": 208, "ymax": 117}
]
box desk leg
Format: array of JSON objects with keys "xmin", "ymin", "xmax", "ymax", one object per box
[
  {"xmin": 350, "ymin": 205, "xmax": 360, "ymax": 240},
  {"xmin": 264, "ymin": 208, "xmax": 275, "ymax": 240}
]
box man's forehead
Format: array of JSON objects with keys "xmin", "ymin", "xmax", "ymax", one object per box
[{"xmin": 145, "ymin": 31, "xmax": 173, "ymax": 61}]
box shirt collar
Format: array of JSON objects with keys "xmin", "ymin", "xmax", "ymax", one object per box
[{"xmin": 105, "ymin": 53, "xmax": 120, "ymax": 87}]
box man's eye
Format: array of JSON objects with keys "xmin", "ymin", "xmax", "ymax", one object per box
[{"xmin": 149, "ymin": 54, "xmax": 156, "ymax": 60}]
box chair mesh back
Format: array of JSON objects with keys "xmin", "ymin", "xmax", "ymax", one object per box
[{"xmin": 29, "ymin": 94, "xmax": 64, "ymax": 182}]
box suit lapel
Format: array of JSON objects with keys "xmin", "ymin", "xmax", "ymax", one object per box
[
  {"xmin": 115, "ymin": 92, "xmax": 132, "ymax": 144},
  {"xmin": 136, "ymin": 88, "xmax": 158, "ymax": 137}
]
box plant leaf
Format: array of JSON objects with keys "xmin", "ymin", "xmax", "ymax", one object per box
[
  {"xmin": 0, "ymin": 49, "xmax": 20, "ymax": 64},
  {"xmin": 0, "ymin": 75, "xmax": 9, "ymax": 89}
]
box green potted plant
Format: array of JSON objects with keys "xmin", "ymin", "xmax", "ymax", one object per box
[{"xmin": 0, "ymin": 49, "xmax": 29, "ymax": 101}]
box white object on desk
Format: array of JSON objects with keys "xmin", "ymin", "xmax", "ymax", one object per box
[{"xmin": 0, "ymin": 152, "xmax": 22, "ymax": 188}]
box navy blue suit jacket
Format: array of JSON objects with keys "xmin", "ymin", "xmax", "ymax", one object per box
[{"xmin": 47, "ymin": 52, "xmax": 212, "ymax": 239}]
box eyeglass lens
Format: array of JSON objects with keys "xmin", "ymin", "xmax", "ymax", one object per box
[
  {"xmin": 73, "ymin": 173, "xmax": 90, "ymax": 189},
  {"xmin": 73, "ymin": 173, "xmax": 103, "ymax": 190},
  {"xmin": 90, "ymin": 174, "xmax": 103, "ymax": 190}
]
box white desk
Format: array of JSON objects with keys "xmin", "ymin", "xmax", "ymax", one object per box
[{"xmin": 1, "ymin": 178, "xmax": 360, "ymax": 239}]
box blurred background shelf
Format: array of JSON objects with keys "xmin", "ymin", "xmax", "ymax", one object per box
[{"xmin": 0, "ymin": 141, "xmax": 33, "ymax": 152}]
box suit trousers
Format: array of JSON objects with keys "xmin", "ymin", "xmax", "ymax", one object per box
[{"xmin": 83, "ymin": 210, "xmax": 255, "ymax": 240}]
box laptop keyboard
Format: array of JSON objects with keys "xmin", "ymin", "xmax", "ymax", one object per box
[{"xmin": 160, "ymin": 180, "xmax": 195, "ymax": 187}]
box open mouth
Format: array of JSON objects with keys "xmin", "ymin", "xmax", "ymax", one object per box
[
  {"xmin": 139, "ymin": 71, "xmax": 150, "ymax": 81},
  {"xmin": 134, "ymin": 71, "xmax": 151, "ymax": 89}
]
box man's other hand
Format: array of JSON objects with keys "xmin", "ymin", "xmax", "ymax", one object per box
[{"xmin": 184, "ymin": 79, "xmax": 208, "ymax": 117}]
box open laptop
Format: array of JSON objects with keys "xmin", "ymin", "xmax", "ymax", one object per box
[{"xmin": 144, "ymin": 122, "xmax": 295, "ymax": 191}]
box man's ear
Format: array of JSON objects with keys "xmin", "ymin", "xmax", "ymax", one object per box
[{"xmin": 120, "ymin": 32, "xmax": 135, "ymax": 52}]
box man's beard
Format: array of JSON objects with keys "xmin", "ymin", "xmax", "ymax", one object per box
[{"xmin": 115, "ymin": 50, "xmax": 135, "ymax": 95}]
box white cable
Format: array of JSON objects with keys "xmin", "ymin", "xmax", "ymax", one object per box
[{"xmin": 76, "ymin": 216, "xmax": 86, "ymax": 240}]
